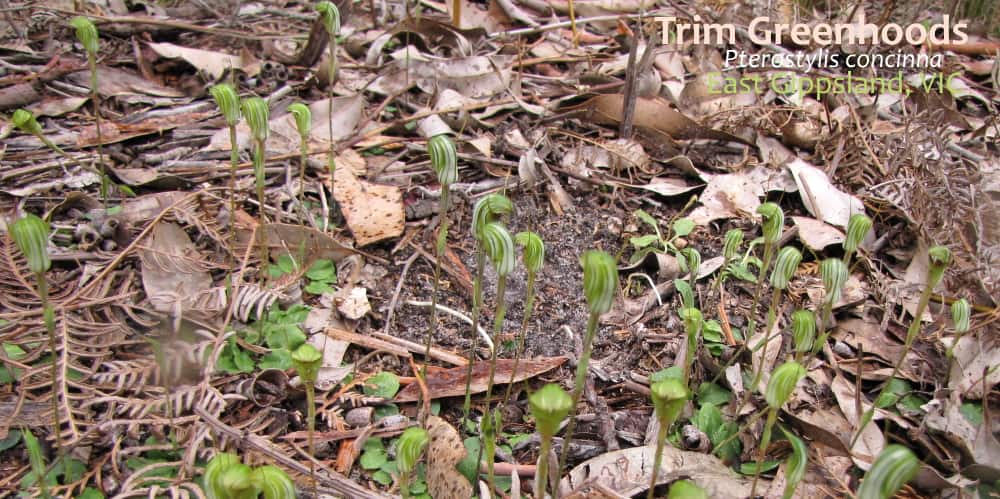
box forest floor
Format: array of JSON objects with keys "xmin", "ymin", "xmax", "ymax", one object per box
[{"xmin": 0, "ymin": 0, "xmax": 999, "ymax": 498}]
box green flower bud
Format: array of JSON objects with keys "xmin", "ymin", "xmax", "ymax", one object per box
[
  {"xmin": 781, "ymin": 427, "xmax": 808, "ymax": 499},
  {"xmin": 856, "ymin": 445, "xmax": 920, "ymax": 499},
  {"xmin": 667, "ymin": 480, "xmax": 707, "ymax": 499},
  {"xmin": 515, "ymin": 231, "xmax": 545, "ymax": 274},
  {"xmin": 291, "ymin": 343, "xmax": 323, "ymax": 385},
  {"xmin": 315, "ymin": 1, "xmax": 341, "ymax": 36},
  {"xmin": 396, "ymin": 427, "xmax": 429, "ymax": 474},
  {"xmin": 951, "ymin": 298, "xmax": 970, "ymax": 333},
  {"xmin": 674, "ymin": 278, "xmax": 694, "ymax": 310},
  {"xmin": 680, "ymin": 247, "xmax": 701, "ymax": 277},
  {"xmin": 650, "ymin": 378, "xmax": 689, "ymax": 427},
  {"xmin": 250, "ymin": 465, "xmax": 296, "ymax": 499},
  {"xmin": 481, "ymin": 222, "xmax": 515, "ymax": 277},
  {"xmin": 204, "ymin": 452, "xmax": 241, "ymax": 499},
  {"xmin": 219, "ymin": 463, "xmax": 257, "ymax": 499},
  {"xmin": 287, "ymin": 102, "xmax": 312, "ymax": 139},
  {"xmin": 770, "ymin": 246, "xmax": 801, "ymax": 290},
  {"xmin": 765, "ymin": 361, "xmax": 805, "ymax": 410},
  {"xmin": 927, "ymin": 246, "xmax": 951, "ymax": 288},
  {"xmin": 70, "ymin": 16, "xmax": 99, "ymax": 55},
  {"xmin": 209, "ymin": 83, "xmax": 241, "ymax": 126},
  {"xmin": 791, "ymin": 309, "xmax": 816, "ymax": 354},
  {"xmin": 11, "ymin": 214, "xmax": 51, "ymax": 274},
  {"xmin": 581, "ymin": 250, "xmax": 618, "ymax": 315},
  {"xmin": 427, "ymin": 134, "xmax": 458, "ymax": 186},
  {"xmin": 844, "ymin": 214, "xmax": 872, "ymax": 256},
  {"xmin": 820, "ymin": 258, "xmax": 848, "ymax": 305},
  {"xmin": 679, "ymin": 307, "xmax": 703, "ymax": 337},
  {"xmin": 240, "ymin": 96, "xmax": 270, "ymax": 142},
  {"xmin": 723, "ymin": 229, "xmax": 743, "ymax": 262},
  {"xmin": 12, "ymin": 109, "xmax": 43, "ymax": 136},
  {"xmin": 757, "ymin": 203, "xmax": 785, "ymax": 245},
  {"xmin": 529, "ymin": 383, "xmax": 572, "ymax": 439},
  {"xmin": 471, "ymin": 193, "xmax": 513, "ymax": 240}
]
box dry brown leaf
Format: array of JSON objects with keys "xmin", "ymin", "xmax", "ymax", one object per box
[
  {"xmin": 830, "ymin": 374, "xmax": 886, "ymax": 470},
  {"xmin": 577, "ymin": 94, "xmax": 751, "ymax": 144},
  {"xmin": 27, "ymin": 97, "xmax": 88, "ymax": 118},
  {"xmin": 425, "ymin": 416, "xmax": 473, "ymax": 499},
  {"xmin": 235, "ymin": 222, "xmax": 356, "ymax": 264},
  {"xmin": 147, "ymin": 42, "xmax": 247, "ymax": 80},
  {"xmin": 209, "ymin": 95, "xmax": 363, "ymax": 156},
  {"xmin": 947, "ymin": 333, "xmax": 1000, "ymax": 399},
  {"xmin": 792, "ymin": 216, "xmax": 845, "ymax": 250},
  {"xmin": 559, "ymin": 445, "xmax": 754, "ymax": 498},
  {"xmin": 140, "ymin": 222, "xmax": 213, "ymax": 314},
  {"xmin": 925, "ymin": 394, "xmax": 1000, "ymax": 478},
  {"xmin": 371, "ymin": 53, "xmax": 514, "ymax": 99},
  {"xmin": 331, "ymin": 150, "xmax": 404, "ymax": 246},
  {"xmin": 786, "ymin": 158, "xmax": 865, "ymax": 229},
  {"xmin": 68, "ymin": 67, "xmax": 184, "ymax": 98},
  {"xmin": 394, "ymin": 357, "xmax": 567, "ymax": 402}
]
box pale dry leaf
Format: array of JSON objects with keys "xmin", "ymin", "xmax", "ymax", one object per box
[
  {"xmin": 307, "ymin": 333, "xmax": 351, "ymax": 390},
  {"xmin": 786, "ymin": 158, "xmax": 865, "ymax": 228},
  {"xmin": 28, "ymin": 97, "xmax": 88, "ymax": 118},
  {"xmin": 67, "ymin": 67, "xmax": 185, "ymax": 98},
  {"xmin": 425, "ymin": 416, "xmax": 473, "ymax": 499},
  {"xmin": 559, "ymin": 445, "xmax": 754, "ymax": 498},
  {"xmin": 140, "ymin": 222, "xmax": 213, "ymax": 314},
  {"xmin": 147, "ymin": 42, "xmax": 246, "ymax": 80},
  {"xmin": 371, "ymin": 54, "xmax": 513, "ymax": 99},
  {"xmin": 830, "ymin": 375, "xmax": 886, "ymax": 470},
  {"xmin": 332, "ymin": 150, "xmax": 404, "ymax": 246},
  {"xmin": 208, "ymin": 95, "xmax": 363, "ymax": 155},
  {"xmin": 947, "ymin": 333, "xmax": 1000, "ymax": 399},
  {"xmin": 625, "ymin": 176, "xmax": 700, "ymax": 197},
  {"xmin": 792, "ymin": 215, "xmax": 845, "ymax": 250},
  {"xmin": 925, "ymin": 394, "xmax": 1000, "ymax": 477},
  {"xmin": 336, "ymin": 287, "xmax": 371, "ymax": 320}
]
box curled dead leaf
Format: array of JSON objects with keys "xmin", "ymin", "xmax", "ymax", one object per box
[{"xmin": 425, "ymin": 416, "xmax": 473, "ymax": 499}]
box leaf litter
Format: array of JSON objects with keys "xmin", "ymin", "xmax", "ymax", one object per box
[{"xmin": 0, "ymin": 1, "xmax": 997, "ymax": 498}]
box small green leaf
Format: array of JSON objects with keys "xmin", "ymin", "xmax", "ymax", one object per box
[
  {"xmin": 360, "ymin": 445, "xmax": 388, "ymax": 470},
  {"xmin": 304, "ymin": 281, "xmax": 334, "ymax": 295},
  {"xmin": 898, "ymin": 394, "xmax": 927, "ymax": 414},
  {"xmin": 364, "ymin": 372, "xmax": 401, "ymax": 398},
  {"xmin": 711, "ymin": 421, "xmax": 741, "ymax": 462},
  {"xmin": 650, "ymin": 366, "xmax": 683, "ymax": 383},
  {"xmin": 306, "ymin": 259, "xmax": 337, "ymax": 281},
  {"xmin": 630, "ymin": 234, "xmax": 660, "ymax": 249},
  {"xmin": 373, "ymin": 404, "xmax": 399, "ymax": 420},
  {"xmin": 277, "ymin": 254, "xmax": 297, "ymax": 274},
  {"xmin": 672, "ymin": 218, "xmax": 695, "ymax": 237},
  {"xmin": 960, "ymin": 402, "xmax": 984, "ymax": 426},
  {"xmin": 696, "ymin": 382, "xmax": 732, "ymax": 406},
  {"xmin": 0, "ymin": 429, "xmax": 20, "ymax": 451},
  {"xmin": 692, "ymin": 402, "xmax": 723, "ymax": 436},
  {"xmin": 263, "ymin": 324, "xmax": 306, "ymax": 350},
  {"xmin": 874, "ymin": 378, "xmax": 911, "ymax": 409},
  {"xmin": 372, "ymin": 469, "xmax": 393, "ymax": 485},
  {"xmin": 456, "ymin": 437, "xmax": 481, "ymax": 485},
  {"xmin": 738, "ymin": 460, "xmax": 780, "ymax": 475},
  {"xmin": 634, "ymin": 209, "xmax": 658, "ymax": 231},
  {"xmin": 217, "ymin": 340, "xmax": 255, "ymax": 374},
  {"xmin": 258, "ymin": 349, "xmax": 292, "ymax": 370},
  {"xmin": 702, "ymin": 320, "xmax": 723, "ymax": 343}
]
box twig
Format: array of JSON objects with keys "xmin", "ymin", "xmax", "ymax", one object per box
[
  {"xmin": 193, "ymin": 406, "xmax": 393, "ymax": 499},
  {"xmin": 492, "ymin": 14, "xmax": 642, "ymax": 39},
  {"xmin": 383, "ymin": 252, "xmax": 420, "ymax": 335},
  {"xmin": 404, "ymin": 300, "xmax": 494, "ymax": 353}
]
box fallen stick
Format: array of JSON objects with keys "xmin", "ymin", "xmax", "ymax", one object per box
[{"xmin": 194, "ymin": 406, "xmax": 394, "ymax": 499}]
